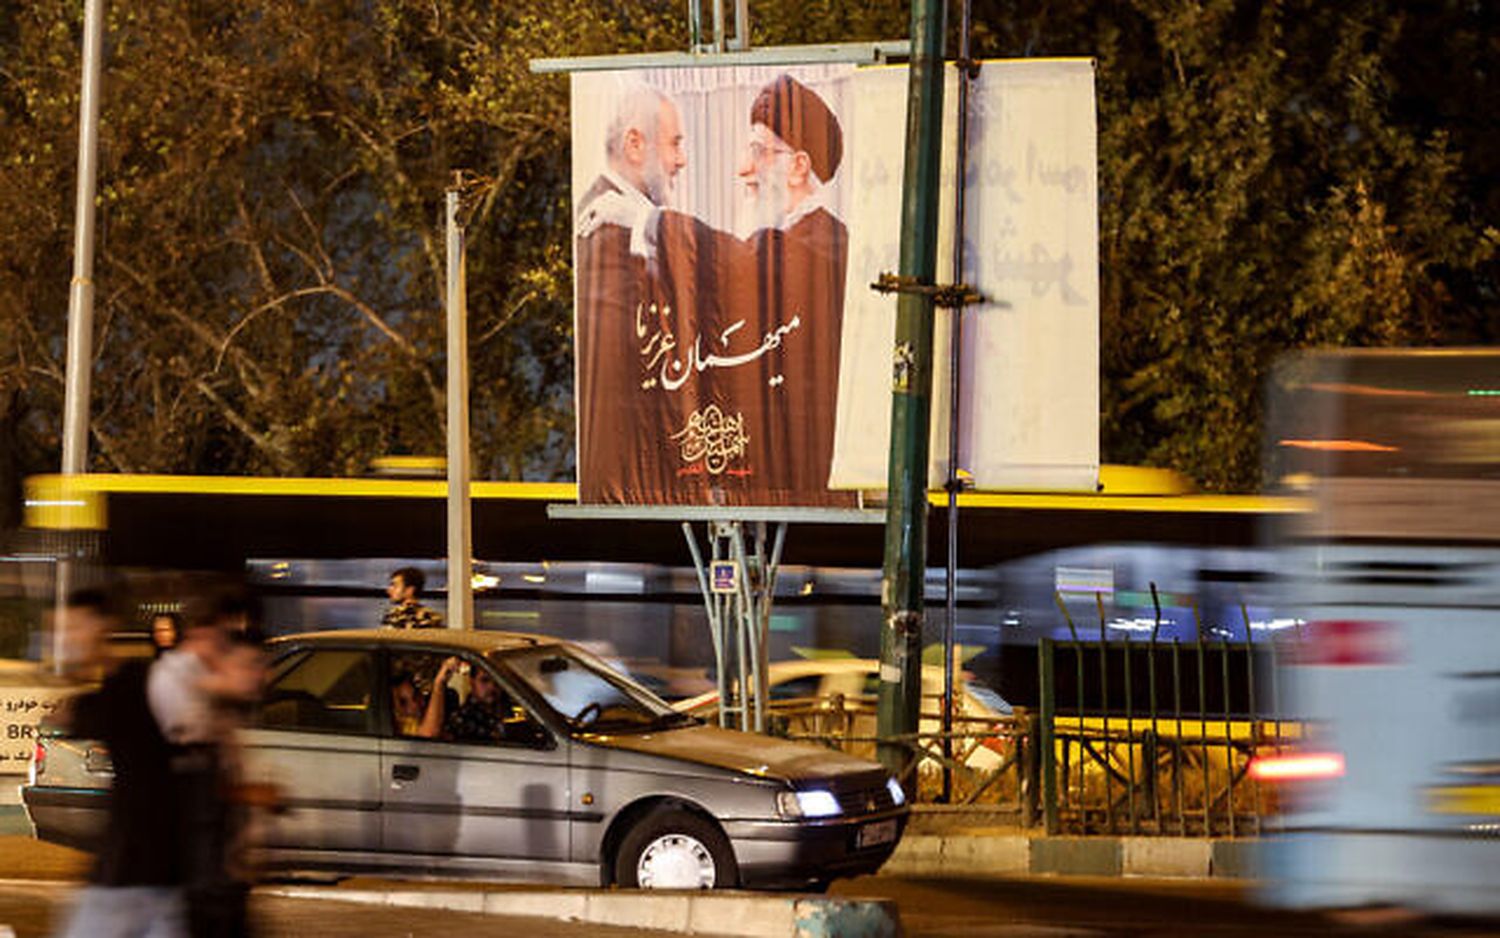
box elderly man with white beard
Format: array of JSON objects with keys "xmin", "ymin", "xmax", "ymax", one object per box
[{"xmin": 582, "ymin": 73, "xmax": 853, "ymax": 507}]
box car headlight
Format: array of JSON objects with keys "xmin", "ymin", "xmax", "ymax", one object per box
[
  {"xmin": 776, "ymin": 789, "xmax": 842, "ymax": 819},
  {"xmin": 886, "ymin": 776, "xmax": 905, "ymax": 806}
]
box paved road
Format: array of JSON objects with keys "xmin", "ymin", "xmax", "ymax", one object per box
[{"xmin": 833, "ymin": 875, "xmax": 1500, "ymax": 937}]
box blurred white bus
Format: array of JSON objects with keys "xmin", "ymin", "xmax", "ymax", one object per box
[{"xmin": 1256, "ymin": 349, "xmax": 1500, "ymax": 915}]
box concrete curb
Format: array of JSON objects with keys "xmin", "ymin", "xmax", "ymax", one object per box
[
  {"xmin": 881, "ymin": 833, "xmax": 1259, "ymax": 879},
  {"xmin": 257, "ymin": 833, "xmax": 1253, "ymax": 936},
  {"xmin": 258, "ymin": 886, "xmax": 902, "ymax": 938}
]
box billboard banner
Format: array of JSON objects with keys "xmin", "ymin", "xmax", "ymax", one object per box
[
  {"xmin": 831, "ymin": 60, "xmax": 1100, "ymax": 491},
  {"xmin": 572, "ymin": 64, "xmax": 857, "ymax": 506},
  {"xmin": 571, "ymin": 59, "xmax": 1097, "ymax": 506}
]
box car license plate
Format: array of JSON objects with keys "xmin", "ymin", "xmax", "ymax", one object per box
[{"xmin": 856, "ymin": 819, "xmax": 897, "ymax": 849}]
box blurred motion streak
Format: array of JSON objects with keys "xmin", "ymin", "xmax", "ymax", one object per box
[
  {"xmin": 1248, "ymin": 752, "xmax": 1344, "ymax": 782},
  {"xmin": 1259, "ymin": 349, "xmax": 1500, "ymax": 918}
]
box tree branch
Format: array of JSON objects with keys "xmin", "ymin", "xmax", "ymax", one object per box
[
  {"xmin": 105, "ymin": 254, "xmax": 272, "ymax": 398},
  {"xmin": 191, "ymin": 377, "xmax": 296, "ymax": 475},
  {"xmin": 475, "ymin": 290, "xmax": 535, "ymax": 346}
]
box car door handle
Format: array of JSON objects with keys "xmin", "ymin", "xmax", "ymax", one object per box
[{"xmin": 392, "ymin": 764, "xmax": 420, "ymax": 782}]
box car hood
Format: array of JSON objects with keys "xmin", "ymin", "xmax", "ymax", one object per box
[{"xmin": 585, "ymin": 723, "xmax": 888, "ymax": 786}]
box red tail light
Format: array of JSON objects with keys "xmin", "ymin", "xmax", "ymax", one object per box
[
  {"xmin": 1290, "ymin": 620, "xmax": 1401, "ymax": 667},
  {"xmin": 1249, "ymin": 751, "xmax": 1345, "ymax": 782},
  {"xmin": 29, "ymin": 741, "xmax": 44, "ymax": 782}
]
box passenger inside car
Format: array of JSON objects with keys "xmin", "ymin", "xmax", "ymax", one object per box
[
  {"xmin": 416, "ymin": 656, "xmax": 510, "ymax": 743},
  {"xmin": 389, "ymin": 669, "xmax": 427, "ymax": 736}
]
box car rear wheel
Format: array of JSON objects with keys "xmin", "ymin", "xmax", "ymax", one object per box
[{"xmin": 615, "ymin": 807, "xmax": 737, "ymax": 890}]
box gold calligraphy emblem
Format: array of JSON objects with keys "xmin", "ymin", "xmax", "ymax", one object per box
[{"xmin": 671, "ymin": 405, "xmax": 749, "ymax": 475}]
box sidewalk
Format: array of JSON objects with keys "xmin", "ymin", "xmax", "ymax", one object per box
[
  {"xmin": 254, "ymin": 828, "xmax": 1257, "ymax": 938},
  {"xmin": 260, "ymin": 819, "xmax": 1258, "ymax": 938},
  {"xmin": 259, "ymin": 885, "xmax": 902, "ymax": 938},
  {"xmin": 890, "ymin": 806, "xmax": 1259, "ymax": 879},
  {"xmin": 885, "ymin": 829, "xmax": 1257, "ymax": 879}
]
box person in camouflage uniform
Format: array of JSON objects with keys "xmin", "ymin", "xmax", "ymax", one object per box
[{"xmin": 380, "ymin": 567, "xmax": 444, "ymax": 629}]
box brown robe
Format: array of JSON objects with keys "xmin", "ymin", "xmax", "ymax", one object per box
[
  {"xmin": 575, "ymin": 178, "xmax": 852, "ymax": 506},
  {"xmin": 649, "ymin": 206, "xmax": 854, "ymax": 506},
  {"xmin": 574, "ymin": 176, "xmax": 698, "ymax": 503}
]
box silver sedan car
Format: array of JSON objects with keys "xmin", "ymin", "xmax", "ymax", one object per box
[{"xmin": 23, "ymin": 629, "xmax": 907, "ymax": 890}]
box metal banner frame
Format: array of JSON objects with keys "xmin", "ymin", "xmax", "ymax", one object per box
[
  {"xmin": 531, "ymin": 41, "xmax": 908, "ymax": 74},
  {"xmin": 683, "ymin": 520, "xmax": 782, "ymax": 732},
  {"xmin": 548, "ymin": 505, "xmax": 881, "ymax": 732},
  {"xmin": 529, "ymin": 1, "xmax": 907, "ymax": 74},
  {"xmin": 536, "ymin": 19, "xmax": 901, "ymax": 733}
]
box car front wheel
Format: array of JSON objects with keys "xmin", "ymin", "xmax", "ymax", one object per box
[{"xmin": 614, "ymin": 807, "xmax": 737, "ymax": 890}]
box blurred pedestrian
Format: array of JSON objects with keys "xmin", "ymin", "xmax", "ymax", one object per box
[
  {"xmin": 51, "ymin": 586, "xmax": 113, "ymax": 681},
  {"xmin": 151, "ymin": 612, "xmax": 182, "ymax": 657},
  {"xmin": 150, "ymin": 590, "xmax": 263, "ymax": 938},
  {"xmin": 214, "ymin": 630, "xmax": 273, "ymax": 886},
  {"xmin": 52, "ymin": 589, "xmax": 188, "ymax": 938},
  {"xmin": 380, "ymin": 566, "xmax": 443, "ymax": 629}
]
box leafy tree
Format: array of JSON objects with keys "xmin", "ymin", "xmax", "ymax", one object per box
[
  {"xmin": 0, "ymin": 0, "xmax": 1493, "ymax": 521},
  {"xmin": 973, "ymin": 0, "xmax": 1495, "ymax": 489},
  {"xmin": 0, "ymin": 0, "xmax": 680, "ymax": 498}
]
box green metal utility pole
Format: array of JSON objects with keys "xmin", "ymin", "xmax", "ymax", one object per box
[{"xmin": 876, "ymin": 0, "xmax": 947, "ymax": 778}]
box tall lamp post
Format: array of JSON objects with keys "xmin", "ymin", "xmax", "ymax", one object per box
[
  {"xmin": 445, "ymin": 179, "xmax": 474, "ymax": 630},
  {"xmin": 53, "ymin": 0, "xmax": 107, "ymax": 670}
]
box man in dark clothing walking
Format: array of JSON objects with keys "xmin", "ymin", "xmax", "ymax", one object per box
[
  {"xmin": 53, "ymin": 590, "xmax": 187, "ymax": 938},
  {"xmin": 150, "ymin": 591, "xmax": 264, "ymax": 938}
]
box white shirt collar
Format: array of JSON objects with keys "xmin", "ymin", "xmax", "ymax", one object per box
[
  {"xmin": 603, "ymin": 168, "xmax": 657, "ymax": 211},
  {"xmin": 779, "ymin": 184, "xmax": 834, "ymax": 231}
]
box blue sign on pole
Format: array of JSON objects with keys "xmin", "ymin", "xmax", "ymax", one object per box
[{"xmin": 711, "ymin": 561, "xmax": 740, "ymax": 594}]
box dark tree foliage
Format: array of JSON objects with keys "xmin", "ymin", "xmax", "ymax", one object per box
[
  {"xmin": 969, "ymin": 0, "xmax": 1495, "ymax": 489},
  {"xmin": 0, "ymin": 0, "xmax": 1493, "ymax": 516}
]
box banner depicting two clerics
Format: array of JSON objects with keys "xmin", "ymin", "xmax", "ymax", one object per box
[{"xmin": 571, "ymin": 60, "xmax": 1099, "ymax": 507}]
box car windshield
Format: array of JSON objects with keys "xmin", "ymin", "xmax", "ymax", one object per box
[{"xmin": 496, "ymin": 645, "xmax": 691, "ymax": 734}]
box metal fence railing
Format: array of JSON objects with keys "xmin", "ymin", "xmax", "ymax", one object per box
[
  {"xmin": 761, "ymin": 696, "xmax": 1036, "ymax": 817},
  {"xmin": 720, "ymin": 591, "xmax": 1301, "ymax": 836},
  {"xmin": 1037, "ymin": 592, "xmax": 1300, "ymax": 836}
]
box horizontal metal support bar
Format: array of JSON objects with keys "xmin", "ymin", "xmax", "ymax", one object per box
[
  {"xmin": 548, "ymin": 504, "xmax": 884, "ymax": 524},
  {"xmin": 871, "ymin": 272, "xmax": 985, "ymax": 309},
  {"xmin": 530, "ymin": 40, "xmax": 909, "ymax": 74}
]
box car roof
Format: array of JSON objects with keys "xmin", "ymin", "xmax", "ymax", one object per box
[{"xmin": 269, "ymin": 628, "xmax": 560, "ymax": 655}]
